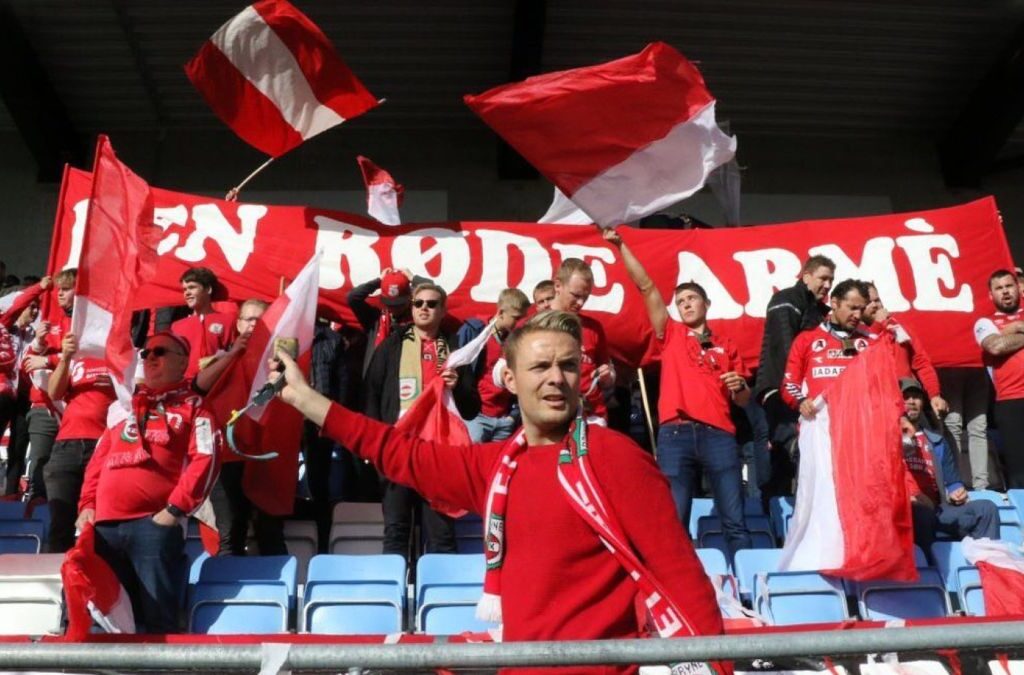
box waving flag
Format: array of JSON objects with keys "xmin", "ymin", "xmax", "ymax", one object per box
[
  {"xmin": 205, "ymin": 254, "xmax": 319, "ymax": 515},
  {"xmin": 357, "ymin": 155, "xmax": 404, "ymax": 225},
  {"xmin": 538, "ymin": 187, "xmax": 591, "ymax": 225},
  {"xmin": 62, "ymin": 522, "xmax": 135, "ymax": 640},
  {"xmin": 962, "ymin": 537, "xmax": 1024, "ymax": 616},
  {"xmin": 465, "ymin": 42, "xmax": 735, "ymax": 228},
  {"xmin": 71, "ymin": 136, "xmax": 159, "ymax": 406},
  {"xmin": 185, "ymin": 0, "xmax": 378, "ymax": 157},
  {"xmin": 779, "ymin": 343, "xmax": 916, "ymax": 582}
]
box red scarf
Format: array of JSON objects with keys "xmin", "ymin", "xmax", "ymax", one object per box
[
  {"xmin": 478, "ymin": 414, "xmax": 708, "ymax": 644},
  {"xmin": 106, "ymin": 381, "xmax": 192, "ymax": 469}
]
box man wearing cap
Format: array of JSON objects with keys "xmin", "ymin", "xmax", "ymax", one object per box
[
  {"xmin": 901, "ymin": 377, "xmax": 998, "ymax": 550},
  {"xmin": 347, "ymin": 268, "xmax": 430, "ymax": 376},
  {"xmin": 76, "ymin": 331, "xmax": 221, "ymax": 632}
]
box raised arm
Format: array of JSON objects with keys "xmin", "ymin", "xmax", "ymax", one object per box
[
  {"xmin": 0, "ymin": 277, "xmax": 50, "ymax": 330},
  {"xmin": 603, "ymin": 227, "xmax": 669, "ymax": 337},
  {"xmin": 47, "ymin": 332, "xmax": 77, "ymax": 402}
]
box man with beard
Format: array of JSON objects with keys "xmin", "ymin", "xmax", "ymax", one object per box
[{"xmin": 975, "ymin": 269, "xmax": 1024, "ymax": 488}]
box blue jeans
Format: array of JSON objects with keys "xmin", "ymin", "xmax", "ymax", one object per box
[
  {"xmin": 94, "ymin": 516, "xmax": 186, "ymax": 633},
  {"xmin": 465, "ymin": 413, "xmax": 517, "ymax": 443},
  {"xmin": 657, "ymin": 421, "xmax": 751, "ymax": 558}
]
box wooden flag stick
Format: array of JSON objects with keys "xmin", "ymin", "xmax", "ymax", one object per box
[
  {"xmin": 637, "ymin": 367, "xmax": 657, "ymax": 457},
  {"xmin": 226, "ymin": 156, "xmax": 276, "ymax": 201}
]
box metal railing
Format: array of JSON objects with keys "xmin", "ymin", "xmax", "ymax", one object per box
[{"xmin": 0, "ymin": 621, "xmax": 1022, "ymax": 671}]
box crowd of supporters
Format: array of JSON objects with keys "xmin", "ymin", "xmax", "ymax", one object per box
[{"xmin": 0, "ymin": 234, "xmax": 1019, "ymax": 634}]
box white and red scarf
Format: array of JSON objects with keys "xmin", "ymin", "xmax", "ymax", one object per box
[
  {"xmin": 106, "ymin": 381, "xmax": 193, "ymax": 469},
  {"xmin": 477, "ymin": 413, "xmax": 700, "ymax": 640}
]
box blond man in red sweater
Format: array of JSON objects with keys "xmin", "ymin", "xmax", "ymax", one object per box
[{"xmin": 273, "ymin": 311, "xmax": 721, "ymax": 671}]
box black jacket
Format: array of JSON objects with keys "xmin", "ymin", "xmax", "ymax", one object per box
[
  {"xmin": 347, "ymin": 275, "xmax": 430, "ymax": 377},
  {"xmin": 363, "ymin": 325, "xmax": 481, "ymax": 424},
  {"xmin": 753, "ymin": 280, "xmax": 830, "ymax": 403}
]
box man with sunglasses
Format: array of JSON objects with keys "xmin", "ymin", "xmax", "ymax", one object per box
[
  {"xmin": 363, "ymin": 282, "xmax": 480, "ymax": 560},
  {"xmin": 76, "ymin": 331, "xmax": 220, "ymax": 632},
  {"xmin": 348, "ymin": 267, "xmax": 431, "ymax": 377}
]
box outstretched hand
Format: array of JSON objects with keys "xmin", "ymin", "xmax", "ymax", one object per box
[
  {"xmin": 268, "ymin": 349, "xmax": 311, "ymax": 407},
  {"xmin": 601, "ymin": 226, "xmax": 622, "ymax": 246}
]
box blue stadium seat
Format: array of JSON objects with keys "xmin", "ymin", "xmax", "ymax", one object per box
[
  {"xmin": 931, "ymin": 541, "xmax": 980, "ymax": 613},
  {"xmin": 454, "ymin": 514, "xmax": 483, "ymax": 554},
  {"xmin": 688, "ymin": 499, "xmax": 715, "ymax": 539},
  {"xmin": 416, "ymin": 553, "xmax": 496, "ymax": 635},
  {"xmin": 769, "ymin": 497, "xmax": 795, "ymax": 541},
  {"xmin": 695, "ymin": 547, "xmax": 737, "ymax": 598},
  {"xmin": 0, "ymin": 503, "xmax": 26, "ymax": 520},
  {"xmin": 0, "ymin": 520, "xmax": 44, "ymax": 554},
  {"xmin": 1007, "ymin": 489, "xmax": 1024, "ymax": 524},
  {"xmin": 26, "ymin": 504, "xmax": 49, "ymax": 541},
  {"xmin": 302, "ymin": 554, "xmax": 406, "ymax": 634},
  {"xmin": 856, "ymin": 567, "xmax": 951, "ymax": 620},
  {"xmin": 688, "ymin": 499, "xmax": 767, "ymax": 540},
  {"xmin": 968, "ymin": 490, "xmax": 1022, "ymax": 543},
  {"xmin": 956, "ymin": 567, "xmax": 986, "ymax": 616},
  {"xmin": 189, "ymin": 555, "xmax": 297, "ymax": 634},
  {"xmin": 697, "ymin": 517, "xmax": 776, "ymax": 556},
  {"xmin": 743, "ymin": 497, "xmax": 767, "ymax": 516},
  {"xmin": 753, "ymin": 570, "xmax": 848, "ymax": 625},
  {"xmin": 733, "ymin": 548, "xmax": 783, "ymax": 601}
]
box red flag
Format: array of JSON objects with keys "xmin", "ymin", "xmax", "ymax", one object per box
[
  {"xmin": 71, "ymin": 136, "xmax": 159, "ymax": 399},
  {"xmin": 962, "ymin": 537, "xmax": 1024, "ymax": 616},
  {"xmin": 357, "ymin": 155, "xmax": 404, "ymax": 226},
  {"xmin": 61, "ymin": 522, "xmax": 135, "ymax": 640},
  {"xmin": 465, "ymin": 42, "xmax": 735, "ymax": 228},
  {"xmin": 185, "ymin": 0, "xmax": 378, "ymax": 157},
  {"xmin": 779, "ymin": 343, "xmax": 917, "ymax": 582},
  {"xmin": 205, "ymin": 254, "xmax": 319, "ymax": 515}
]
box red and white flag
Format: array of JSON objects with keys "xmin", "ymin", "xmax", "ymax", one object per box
[
  {"xmin": 357, "ymin": 155, "xmax": 404, "ymax": 226},
  {"xmin": 71, "ymin": 136, "xmax": 160, "ymax": 406},
  {"xmin": 61, "ymin": 522, "xmax": 135, "ymax": 640},
  {"xmin": 205, "ymin": 253, "xmax": 319, "ymax": 515},
  {"xmin": 537, "ymin": 187, "xmax": 592, "ymax": 225},
  {"xmin": 185, "ymin": 0, "xmax": 378, "ymax": 157},
  {"xmin": 465, "ymin": 42, "xmax": 736, "ymax": 228},
  {"xmin": 962, "ymin": 537, "xmax": 1024, "ymax": 616},
  {"xmin": 779, "ymin": 343, "xmax": 917, "ymax": 582}
]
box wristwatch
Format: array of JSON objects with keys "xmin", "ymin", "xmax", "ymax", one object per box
[{"xmin": 165, "ymin": 504, "xmax": 186, "ymax": 518}]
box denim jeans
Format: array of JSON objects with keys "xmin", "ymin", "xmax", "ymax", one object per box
[
  {"xmin": 657, "ymin": 421, "xmax": 751, "ymax": 559},
  {"xmin": 94, "ymin": 516, "xmax": 186, "ymax": 633},
  {"xmin": 465, "ymin": 413, "xmax": 517, "ymax": 443}
]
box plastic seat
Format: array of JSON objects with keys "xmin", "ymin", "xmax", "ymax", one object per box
[
  {"xmin": 687, "ymin": 499, "xmax": 715, "ymax": 539},
  {"xmin": 0, "ymin": 553, "xmax": 65, "ymax": 635},
  {"xmin": 416, "ymin": 553, "xmax": 495, "ymax": 635},
  {"xmin": 956, "ymin": 567, "xmax": 986, "ymax": 616},
  {"xmin": 0, "ymin": 519, "xmax": 45, "ymax": 554},
  {"xmin": 753, "ymin": 570, "xmax": 848, "ymax": 625},
  {"xmin": 302, "ymin": 554, "xmax": 406, "ymax": 634},
  {"xmin": 283, "ymin": 520, "xmax": 319, "ymax": 584},
  {"xmin": 968, "ymin": 490, "xmax": 1023, "ymax": 542},
  {"xmin": 1007, "ymin": 489, "xmax": 1024, "ymax": 524},
  {"xmin": 769, "ymin": 497, "xmax": 795, "ymax": 541},
  {"xmin": 931, "ymin": 541, "xmax": 978, "ymax": 613},
  {"xmin": 0, "ymin": 503, "xmax": 26, "ymax": 520},
  {"xmin": 856, "ymin": 567, "xmax": 951, "ymax": 620},
  {"xmin": 454, "ymin": 514, "xmax": 483, "ymax": 554},
  {"xmin": 695, "ymin": 547, "xmax": 738, "ymax": 598},
  {"xmin": 732, "ymin": 548, "xmax": 783, "ymax": 601},
  {"xmin": 189, "ymin": 555, "xmax": 297, "ymax": 634},
  {"xmin": 329, "ymin": 503, "xmax": 385, "ymax": 554}
]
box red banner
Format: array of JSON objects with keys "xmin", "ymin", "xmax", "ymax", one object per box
[{"xmin": 51, "ymin": 167, "xmax": 1011, "ymax": 369}]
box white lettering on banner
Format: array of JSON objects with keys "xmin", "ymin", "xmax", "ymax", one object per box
[
  {"xmin": 65, "ymin": 199, "xmax": 90, "ymax": 269},
  {"xmin": 895, "ymin": 227, "xmax": 973, "ymax": 312},
  {"xmin": 810, "ymin": 237, "xmax": 912, "ymax": 312},
  {"xmin": 391, "ymin": 228, "xmax": 471, "ymax": 293},
  {"xmin": 174, "ymin": 204, "xmax": 266, "ymax": 272},
  {"xmin": 733, "ymin": 248, "xmax": 802, "ymax": 317},
  {"xmin": 470, "ymin": 229, "xmax": 552, "ymax": 302},
  {"xmin": 313, "ymin": 216, "xmax": 381, "ymax": 290},
  {"xmin": 153, "ymin": 205, "xmax": 189, "ymax": 255},
  {"xmin": 552, "ymin": 243, "xmax": 624, "ymax": 313},
  {"xmin": 675, "ymin": 252, "xmax": 744, "ymax": 320}
]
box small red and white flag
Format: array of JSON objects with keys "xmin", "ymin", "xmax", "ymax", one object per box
[
  {"xmin": 779, "ymin": 343, "xmax": 917, "ymax": 582},
  {"xmin": 205, "ymin": 253, "xmax": 319, "ymax": 515},
  {"xmin": 357, "ymin": 155, "xmax": 404, "ymax": 225},
  {"xmin": 71, "ymin": 136, "xmax": 160, "ymax": 407},
  {"xmin": 962, "ymin": 537, "xmax": 1024, "ymax": 616},
  {"xmin": 185, "ymin": 0, "xmax": 378, "ymax": 157},
  {"xmin": 61, "ymin": 522, "xmax": 135, "ymax": 640},
  {"xmin": 465, "ymin": 42, "xmax": 736, "ymax": 228}
]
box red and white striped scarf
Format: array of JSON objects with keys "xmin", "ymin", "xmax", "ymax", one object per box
[{"xmin": 477, "ymin": 414, "xmax": 703, "ymax": 641}]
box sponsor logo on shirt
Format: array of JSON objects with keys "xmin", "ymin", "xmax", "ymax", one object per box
[
  {"xmin": 811, "ymin": 365, "xmax": 846, "ymax": 378},
  {"xmin": 811, "ymin": 338, "xmax": 827, "ymax": 352},
  {"xmin": 209, "ymin": 323, "xmax": 224, "ymax": 335}
]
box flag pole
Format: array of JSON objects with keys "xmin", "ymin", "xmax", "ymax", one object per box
[
  {"xmin": 637, "ymin": 367, "xmax": 657, "ymax": 456},
  {"xmin": 226, "ymin": 156, "xmax": 275, "ymax": 201}
]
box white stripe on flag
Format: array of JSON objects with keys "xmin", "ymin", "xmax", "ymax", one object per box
[
  {"xmin": 569, "ymin": 101, "xmax": 735, "ymax": 226},
  {"xmin": 778, "ymin": 401, "xmax": 845, "ymax": 572},
  {"xmin": 71, "ymin": 294, "xmax": 114, "ymax": 362},
  {"xmin": 210, "ymin": 6, "xmax": 345, "ymax": 140},
  {"xmin": 537, "ymin": 187, "xmax": 592, "ymax": 225}
]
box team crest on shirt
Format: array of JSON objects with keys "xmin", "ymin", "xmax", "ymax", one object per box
[
  {"xmin": 854, "ymin": 338, "xmax": 868, "ymax": 351},
  {"xmin": 399, "ymin": 377, "xmax": 419, "ymax": 401},
  {"xmin": 209, "ymin": 323, "xmax": 224, "ymax": 335},
  {"xmin": 811, "ymin": 339, "xmax": 827, "ymax": 352}
]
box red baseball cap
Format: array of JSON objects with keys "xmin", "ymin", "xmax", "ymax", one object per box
[{"xmin": 380, "ymin": 271, "xmax": 411, "ymax": 307}]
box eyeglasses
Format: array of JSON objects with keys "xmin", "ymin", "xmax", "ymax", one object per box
[
  {"xmin": 412, "ymin": 299, "xmax": 441, "ymax": 309},
  {"xmin": 141, "ymin": 346, "xmax": 186, "ymax": 359}
]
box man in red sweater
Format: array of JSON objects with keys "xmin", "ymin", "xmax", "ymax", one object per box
[
  {"xmin": 76, "ymin": 331, "xmax": 221, "ymax": 633},
  {"xmin": 273, "ymin": 311, "xmax": 722, "ymax": 663},
  {"xmin": 171, "ymin": 267, "xmax": 237, "ymax": 378}
]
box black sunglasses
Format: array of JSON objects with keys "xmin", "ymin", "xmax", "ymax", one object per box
[
  {"xmin": 141, "ymin": 346, "xmax": 185, "ymax": 359},
  {"xmin": 412, "ymin": 299, "xmax": 441, "ymax": 309}
]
